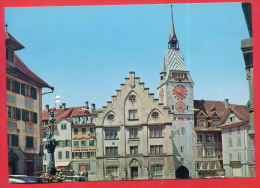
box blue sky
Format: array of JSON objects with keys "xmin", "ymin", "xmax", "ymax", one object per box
[{"xmin": 5, "ymin": 3, "xmax": 250, "ymax": 108}]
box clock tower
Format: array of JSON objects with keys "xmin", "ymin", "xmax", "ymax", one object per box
[{"xmin": 157, "ymin": 6, "xmax": 197, "ymax": 179}]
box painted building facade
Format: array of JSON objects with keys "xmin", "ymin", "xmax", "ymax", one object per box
[
  {"xmin": 6, "ymin": 32, "xmax": 53, "ymax": 176},
  {"xmin": 70, "ymin": 104, "xmax": 97, "ymax": 181},
  {"xmin": 193, "ymin": 100, "xmax": 226, "ymax": 178},
  {"xmin": 94, "ymin": 72, "xmax": 175, "ymax": 181}
]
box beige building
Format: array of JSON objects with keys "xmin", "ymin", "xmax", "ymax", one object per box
[
  {"xmin": 6, "ymin": 32, "xmax": 53, "ymax": 176},
  {"xmin": 219, "ymin": 104, "xmax": 250, "ymax": 177},
  {"xmin": 94, "ymin": 72, "xmax": 175, "ymax": 181},
  {"xmin": 42, "ymin": 104, "xmax": 74, "ymax": 174}
]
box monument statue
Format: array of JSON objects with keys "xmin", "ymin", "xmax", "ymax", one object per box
[{"xmin": 44, "ymin": 111, "xmax": 58, "ymax": 175}]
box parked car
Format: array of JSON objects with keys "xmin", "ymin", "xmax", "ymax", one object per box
[
  {"xmin": 63, "ymin": 176, "xmax": 87, "ymax": 182},
  {"xmin": 9, "ymin": 178, "xmax": 26, "ymax": 183},
  {"xmin": 9, "ymin": 175, "xmax": 43, "ymax": 183}
]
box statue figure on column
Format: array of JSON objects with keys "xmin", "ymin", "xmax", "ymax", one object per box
[{"xmin": 44, "ymin": 111, "xmax": 58, "ymax": 175}]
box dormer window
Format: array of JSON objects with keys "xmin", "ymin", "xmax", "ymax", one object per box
[
  {"xmin": 199, "ymin": 120, "xmax": 205, "ymax": 127},
  {"xmin": 6, "ymin": 48, "xmax": 14, "ymax": 62},
  {"xmin": 211, "ymin": 120, "xmax": 219, "ymax": 126}
]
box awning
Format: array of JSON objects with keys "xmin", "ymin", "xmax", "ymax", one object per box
[{"xmin": 55, "ymin": 162, "xmax": 71, "ymax": 167}]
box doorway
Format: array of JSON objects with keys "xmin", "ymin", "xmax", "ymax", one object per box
[
  {"xmin": 175, "ymin": 166, "xmax": 189, "ymax": 179},
  {"xmin": 131, "ymin": 167, "xmax": 138, "ymax": 179},
  {"xmin": 26, "ymin": 161, "xmax": 34, "ymax": 176}
]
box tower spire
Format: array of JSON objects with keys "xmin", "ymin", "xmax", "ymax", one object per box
[{"xmin": 168, "ymin": 5, "xmax": 179, "ymax": 49}]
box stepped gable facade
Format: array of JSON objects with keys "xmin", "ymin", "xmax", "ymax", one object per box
[{"xmin": 94, "ymin": 72, "xmax": 174, "ymax": 180}]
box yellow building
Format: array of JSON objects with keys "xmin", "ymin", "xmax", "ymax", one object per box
[{"xmin": 6, "ymin": 32, "xmax": 53, "ymax": 176}]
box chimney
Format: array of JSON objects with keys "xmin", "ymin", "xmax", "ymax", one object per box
[
  {"xmin": 45, "ymin": 104, "xmax": 50, "ymax": 112},
  {"xmin": 62, "ymin": 103, "xmax": 66, "ymax": 109},
  {"xmin": 85, "ymin": 101, "xmax": 89, "ymax": 109},
  {"xmin": 224, "ymin": 99, "xmax": 229, "ymax": 108},
  {"xmin": 91, "ymin": 103, "xmax": 96, "ymax": 112}
]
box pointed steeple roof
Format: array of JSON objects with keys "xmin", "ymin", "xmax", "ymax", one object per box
[{"xmin": 168, "ymin": 5, "xmax": 179, "ymax": 49}]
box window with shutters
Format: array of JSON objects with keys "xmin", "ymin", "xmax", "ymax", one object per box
[
  {"xmin": 58, "ymin": 151, "xmax": 62, "ymax": 159},
  {"xmin": 90, "ymin": 152, "xmax": 95, "ymax": 158},
  {"xmin": 238, "ymin": 152, "xmax": 241, "ymax": 161},
  {"xmin": 206, "ymin": 134, "xmax": 213, "ymax": 142},
  {"xmin": 8, "ymin": 134, "xmax": 19, "ymax": 147},
  {"xmin": 26, "ymin": 136, "xmax": 34, "ymax": 148},
  {"xmin": 61, "ymin": 124, "xmax": 67, "ymax": 130},
  {"xmin": 74, "ymin": 140, "xmax": 79, "ymax": 147},
  {"xmin": 89, "ymin": 127, "xmax": 95, "ymax": 134},
  {"xmin": 66, "ymin": 151, "xmax": 70, "ymax": 159},
  {"xmin": 197, "ymin": 135, "xmax": 203, "ymax": 142},
  {"xmin": 81, "ymin": 140, "xmax": 86, "ymax": 147},
  {"xmin": 237, "ymin": 137, "xmax": 242, "ymax": 146},
  {"xmin": 229, "ymin": 138, "xmax": 233, "ymax": 147},
  {"xmin": 7, "ymin": 78, "xmax": 11, "ymax": 91},
  {"xmin": 74, "ymin": 128, "xmax": 78, "ymax": 135},
  {"xmin": 89, "ymin": 139, "xmax": 95, "ymax": 146}
]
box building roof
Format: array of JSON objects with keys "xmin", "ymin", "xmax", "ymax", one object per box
[
  {"xmin": 194, "ymin": 100, "xmax": 227, "ymax": 118},
  {"xmin": 229, "ymin": 104, "xmax": 250, "ymax": 122},
  {"xmin": 194, "ymin": 99, "xmax": 249, "ymax": 128},
  {"xmin": 5, "ymin": 32, "xmax": 24, "ymax": 50},
  {"xmin": 7, "ymin": 55, "xmax": 54, "ymax": 89},
  {"xmin": 42, "ymin": 108, "xmax": 73, "ymax": 122},
  {"xmin": 42, "ymin": 105, "xmax": 95, "ymax": 122},
  {"xmin": 6, "ymin": 32, "xmax": 53, "ymax": 89},
  {"xmin": 70, "ymin": 106, "xmax": 91, "ymax": 117},
  {"xmin": 219, "ymin": 120, "xmax": 246, "ymax": 129}
]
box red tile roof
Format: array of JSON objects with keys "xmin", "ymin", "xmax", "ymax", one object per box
[
  {"xmin": 6, "ymin": 32, "xmax": 53, "ymax": 89},
  {"xmin": 7, "ymin": 54, "xmax": 54, "ymax": 89},
  {"xmin": 219, "ymin": 120, "xmax": 246, "ymax": 129},
  {"xmin": 194, "ymin": 100, "xmax": 227, "ymax": 118},
  {"xmin": 42, "ymin": 106, "xmax": 94, "ymax": 122},
  {"xmin": 229, "ymin": 104, "xmax": 250, "ymax": 122},
  {"xmin": 42, "ymin": 108, "xmax": 74, "ymax": 122},
  {"xmin": 70, "ymin": 106, "xmax": 90, "ymax": 117},
  {"xmin": 194, "ymin": 100, "xmax": 249, "ymax": 129},
  {"xmin": 5, "ymin": 32, "xmax": 24, "ymax": 50}
]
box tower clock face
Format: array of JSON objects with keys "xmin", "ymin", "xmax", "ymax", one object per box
[
  {"xmin": 159, "ymin": 88, "xmax": 164, "ymax": 101},
  {"xmin": 175, "ymin": 101, "xmax": 185, "ymax": 113},
  {"xmin": 172, "ymin": 85, "xmax": 187, "ymax": 100}
]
